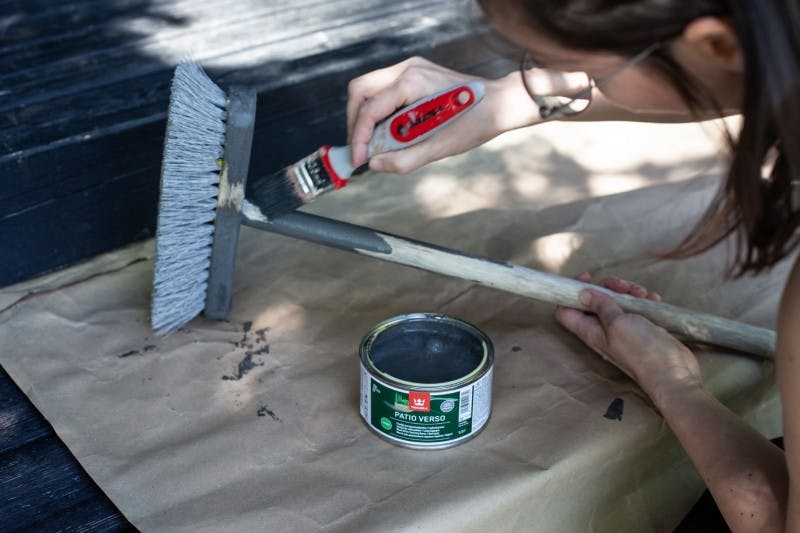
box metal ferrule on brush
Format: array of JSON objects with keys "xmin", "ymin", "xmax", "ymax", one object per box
[
  {"xmin": 291, "ymin": 146, "xmax": 354, "ymax": 201},
  {"xmin": 291, "ymin": 152, "xmax": 329, "ymax": 199}
]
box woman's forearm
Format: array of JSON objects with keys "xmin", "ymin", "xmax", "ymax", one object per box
[
  {"xmin": 490, "ymin": 70, "xmax": 718, "ymax": 133},
  {"xmin": 651, "ymin": 381, "xmax": 787, "ymax": 531},
  {"xmin": 561, "ymin": 90, "xmax": 707, "ymax": 123}
]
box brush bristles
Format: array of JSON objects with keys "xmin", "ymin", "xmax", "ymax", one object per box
[
  {"xmin": 249, "ymin": 168, "xmax": 307, "ymax": 219},
  {"xmin": 151, "ymin": 62, "xmax": 228, "ymax": 334},
  {"xmin": 250, "ymin": 155, "xmax": 333, "ymax": 219}
]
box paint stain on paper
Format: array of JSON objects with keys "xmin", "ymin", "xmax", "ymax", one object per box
[
  {"xmin": 231, "ymin": 321, "xmax": 252, "ymax": 348},
  {"xmin": 257, "ymin": 404, "xmax": 280, "ymax": 421},
  {"xmin": 221, "ymin": 321, "xmax": 270, "ymax": 381},
  {"xmin": 603, "ymin": 398, "xmax": 624, "ymax": 421},
  {"xmin": 116, "ymin": 343, "xmax": 157, "ymax": 359},
  {"xmin": 222, "ymin": 352, "xmax": 265, "ymax": 381}
]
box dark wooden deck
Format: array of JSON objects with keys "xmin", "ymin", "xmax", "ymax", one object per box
[
  {"xmin": 1, "ymin": 0, "xmax": 515, "ymax": 529},
  {"xmin": 0, "ymin": 366, "xmax": 134, "ymax": 531},
  {"xmin": 1, "ymin": 0, "xmax": 514, "ymax": 286}
]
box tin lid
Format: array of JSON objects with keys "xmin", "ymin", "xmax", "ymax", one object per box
[{"xmin": 360, "ymin": 313, "xmax": 493, "ymax": 389}]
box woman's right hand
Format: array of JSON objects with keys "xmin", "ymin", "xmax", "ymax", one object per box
[
  {"xmin": 347, "ymin": 56, "xmax": 596, "ymax": 174},
  {"xmin": 346, "ymin": 56, "xmax": 503, "ymax": 174}
]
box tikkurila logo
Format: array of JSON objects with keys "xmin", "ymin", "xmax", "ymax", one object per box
[{"xmin": 408, "ymin": 391, "xmax": 431, "ymax": 412}]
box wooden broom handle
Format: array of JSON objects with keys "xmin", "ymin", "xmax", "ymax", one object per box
[{"xmin": 242, "ymin": 203, "xmax": 776, "ymax": 359}]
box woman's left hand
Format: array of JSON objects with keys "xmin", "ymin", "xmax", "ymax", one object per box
[{"xmin": 555, "ymin": 273, "xmax": 703, "ymax": 401}]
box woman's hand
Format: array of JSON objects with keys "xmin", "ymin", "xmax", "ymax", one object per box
[
  {"xmin": 347, "ymin": 56, "xmax": 502, "ymax": 173},
  {"xmin": 347, "ymin": 56, "xmax": 598, "ymax": 174},
  {"xmin": 555, "ymin": 273, "xmax": 703, "ymax": 402}
]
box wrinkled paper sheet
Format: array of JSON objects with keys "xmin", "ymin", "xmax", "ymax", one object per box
[{"xmin": 0, "ymin": 121, "xmax": 790, "ymax": 531}]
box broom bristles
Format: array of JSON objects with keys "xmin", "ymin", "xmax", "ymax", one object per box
[{"xmin": 151, "ymin": 62, "xmax": 228, "ymax": 334}]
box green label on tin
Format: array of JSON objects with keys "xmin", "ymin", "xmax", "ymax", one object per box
[{"xmin": 369, "ymin": 378, "xmax": 472, "ymax": 444}]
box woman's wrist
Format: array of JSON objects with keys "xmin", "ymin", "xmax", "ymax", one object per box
[
  {"xmin": 644, "ymin": 371, "xmax": 707, "ymax": 412},
  {"xmin": 487, "ymin": 71, "xmax": 543, "ymax": 134},
  {"xmin": 624, "ymin": 343, "xmax": 706, "ymax": 409}
]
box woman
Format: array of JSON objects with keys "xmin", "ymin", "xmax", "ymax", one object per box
[{"xmin": 346, "ymin": 1, "xmax": 799, "ymax": 530}]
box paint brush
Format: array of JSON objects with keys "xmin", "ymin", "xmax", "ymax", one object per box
[{"xmin": 251, "ymin": 80, "xmax": 485, "ymax": 219}]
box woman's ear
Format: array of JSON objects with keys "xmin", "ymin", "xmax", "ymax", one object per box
[{"xmin": 682, "ymin": 16, "xmax": 744, "ymax": 73}]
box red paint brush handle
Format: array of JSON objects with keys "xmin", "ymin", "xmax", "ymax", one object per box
[
  {"xmin": 318, "ymin": 81, "xmax": 485, "ymax": 188},
  {"xmin": 367, "ymin": 81, "xmax": 485, "ymax": 157}
]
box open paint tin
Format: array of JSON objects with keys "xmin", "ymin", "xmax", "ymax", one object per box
[{"xmin": 359, "ymin": 313, "xmax": 494, "ymax": 450}]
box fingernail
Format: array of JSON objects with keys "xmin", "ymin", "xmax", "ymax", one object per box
[
  {"xmin": 371, "ymin": 158, "xmax": 385, "ymax": 172},
  {"xmin": 579, "ymin": 290, "xmax": 592, "ymax": 306}
]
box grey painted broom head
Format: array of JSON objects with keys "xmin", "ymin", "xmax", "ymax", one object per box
[{"xmin": 151, "ymin": 62, "xmax": 228, "ymax": 334}]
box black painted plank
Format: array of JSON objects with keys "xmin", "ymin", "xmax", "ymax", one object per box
[
  {"xmin": 0, "ymin": 0, "xmax": 452, "ymax": 136},
  {"xmin": 0, "ymin": 367, "xmax": 133, "ymax": 531},
  {"xmin": 0, "ymin": 0, "xmax": 159, "ymax": 51},
  {"xmin": 0, "ymin": 0, "xmax": 518, "ymax": 284},
  {"xmin": 1, "ymin": 32, "xmax": 514, "ymax": 286},
  {"xmin": 0, "ymin": 371, "xmax": 52, "ymax": 456}
]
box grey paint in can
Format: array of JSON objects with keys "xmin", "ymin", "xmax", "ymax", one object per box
[{"xmin": 359, "ymin": 313, "xmax": 494, "ymax": 450}]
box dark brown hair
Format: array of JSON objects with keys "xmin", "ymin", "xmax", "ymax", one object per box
[{"xmin": 478, "ymin": 0, "xmax": 800, "ymax": 275}]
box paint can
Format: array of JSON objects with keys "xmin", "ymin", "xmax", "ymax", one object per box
[{"xmin": 359, "ymin": 313, "xmax": 494, "ymax": 450}]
